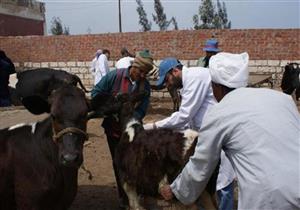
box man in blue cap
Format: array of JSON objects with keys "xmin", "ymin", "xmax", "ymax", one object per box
[
  {"xmin": 197, "ymin": 39, "xmax": 220, "ymax": 67},
  {"xmin": 143, "ymin": 57, "xmax": 216, "ymax": 142}
]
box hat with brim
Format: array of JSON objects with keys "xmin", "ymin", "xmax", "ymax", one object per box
[
  {"xmin": 156, "ymin": 57, "xmax": 181, "ymax": 87},
  {"xmin": 132, "ymin": 49, "xmax": 154, "ymax": 74},
  {"xmin": 203, "ymin": 39, "xmax": 220, "ymax": 52}
]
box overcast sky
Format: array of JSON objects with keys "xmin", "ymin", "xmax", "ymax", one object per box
[{"xmin": 40, "ymin": 0, "xmax": 300, "ymax": 35}]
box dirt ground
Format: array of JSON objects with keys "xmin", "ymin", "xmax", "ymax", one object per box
[{"xmin": 0, "ymin": 93, "xmax": 299, "ymax": 210}]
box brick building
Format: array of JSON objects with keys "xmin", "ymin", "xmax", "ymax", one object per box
[{"xmin": 0, "ymin": 0, "xmax": 45, "ymax": 36}]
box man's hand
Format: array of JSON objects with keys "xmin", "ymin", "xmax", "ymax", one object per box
[
  {"xmin": 143, "ymin": 122, "xmax": 156, "ymax": 130},
  {"xmin": 159, "ymin": 185, "xmax": 174, "ymax": 201}
]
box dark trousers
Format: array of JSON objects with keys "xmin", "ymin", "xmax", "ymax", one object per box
[{"xmin": 105, "ymin": 133, "xmax": 129, "ymax": 207}]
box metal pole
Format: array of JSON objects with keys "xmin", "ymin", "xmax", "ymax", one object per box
[{"xmin": 118, "ymin": 0, "xmax": 122, "ymax": 32}]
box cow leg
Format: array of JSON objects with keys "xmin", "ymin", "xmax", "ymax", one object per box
[
  {"xmin": 123, "ymin": 182, "xmax": 142, "ymax": 210},
  {"xmin": 198, "ymin": 190, "xmax": 217, "ymax": 210},
  {"xmin": 295, "ymin": 86, "xmax": 300, "ymax": 101},
  {"xmin": 167, "ymin": 87, "xmax": 180, "ymax": 112}
]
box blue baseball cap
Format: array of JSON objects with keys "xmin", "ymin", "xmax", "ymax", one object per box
[
  {"xmin": 156, "ymin": 57, "xmax": 181, "ymax": 87},
  {"xmin": 203, "ymin": 39, "xmax": 220, "ymax": 52}
]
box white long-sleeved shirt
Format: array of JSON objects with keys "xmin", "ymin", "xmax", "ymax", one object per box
[
  {"xmin": 90, "ymin": 56, "xmax": 97, "ymax": 75},
  {"xmin": 94, "ymin": 54, "xmax": 109, "ymax": 85},
  {"xmin": 171, "ymin": 88, "xmax": 300, "ymax": 209},
  {"xmin": 115, "ymin": 56, "xmax": 134, "ymax": 69},
  {"xmin": 155, "ymin": 66, "xmax": 216, "ymax": 131},
  {"xmin": 155, "ymin": 66, "xmax": 235, "ymax": 190}
]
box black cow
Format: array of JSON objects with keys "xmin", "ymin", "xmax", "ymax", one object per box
[
  {"xmin": 16, "ymin": 68, "xmax": 89, "ymax": 102},
  {"xmin": 0, "ymin": 71, "xmax": 111, "ymax": 209},
  {"xmin": 109, "ymin": 93, "xmax": 217, "ymax": 210},
  {"xmin": 0, "ymin": 85, "xmax": 90, "ymax": 210},
  {"xmin": 281, "ymin": 63, "xmax": 300, "ymax": 100}
]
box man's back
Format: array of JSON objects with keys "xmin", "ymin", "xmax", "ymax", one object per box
[
  {"xmin": 94, "ymin": 54, "xmax": 109, "ymax": 85},
  {"xmin": 213, "ymin": 88, "xmax": 300, "ymax": 209}
]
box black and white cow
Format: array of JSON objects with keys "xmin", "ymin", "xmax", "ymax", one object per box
[{"xmin": 112, "ymin": 93, "xmax": 218, "ymax": 210}]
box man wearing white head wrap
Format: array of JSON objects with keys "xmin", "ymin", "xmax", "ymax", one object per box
[
  {"xmin": 160, "ymin": 52, "xmax": 300, "ymax": 210},
  {"xmin": 209, "ymin": 52, "xmax": 249, "ymax": 88},
  {"xmin": 89, "ymin": 49, "xmax": 103, "ymax": 79}
]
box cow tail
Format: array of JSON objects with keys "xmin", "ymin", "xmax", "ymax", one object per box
[{"xmin": 74, "ymin": 75, "xmax": 90, "ymax": 93}]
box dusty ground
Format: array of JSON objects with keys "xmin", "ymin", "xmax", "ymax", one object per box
[{"xmin": 0, "ymin": 92, "xmax": 299, "ymax": 210}]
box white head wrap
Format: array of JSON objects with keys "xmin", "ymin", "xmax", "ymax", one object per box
[
  {"xmin": 209, "ymin": 52, "xmax": 249, "ymax": 88},
  {"xmin": 95, "ymin": 49, "xmax": 103, "ymax": 57}
]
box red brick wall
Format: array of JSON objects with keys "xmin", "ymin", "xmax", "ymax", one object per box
[
  {"xmin": 0, "ymin": 29, "xmax": 299, "ymax": 62},
  {"xmin": 0, "ymin": 14, "xmax": 44, "ymax": 36}
]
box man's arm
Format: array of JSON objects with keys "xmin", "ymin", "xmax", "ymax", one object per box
[
  {"xmin": 168, "ymin": 110, "xmax": 223, "ymax": 204},
  {"xmin": 91, "ymin": 70, "xmax": 116, "ymax": 97},
  {"xmin": 154, "ymin": 76, "xmax": 211, "ymax": 130},
  {"xmin": 133, "ymin": 80, "xmax": 151, "ymax": 120}
]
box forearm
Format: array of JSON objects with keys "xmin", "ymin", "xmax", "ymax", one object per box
[
  {"xmin": 155, "ymin": 111, "xmax": 189, "ymax": 130},
  {"xmin": 170, "ymin": 114, "xmax": 223, "ymax": 204}
]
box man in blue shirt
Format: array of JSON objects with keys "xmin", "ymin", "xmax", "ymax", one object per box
[{"xmin": 197, "ymin": 39, "xmax": 220, "ymax": 68}]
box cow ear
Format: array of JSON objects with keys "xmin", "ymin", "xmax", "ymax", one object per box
[
  {"xmin": 87, "ymin": 93, "xmax": 121, "ymax": 119},
  {"xmin": 22, "ymin": 96, "xmax": 50, "ymax": 115}
]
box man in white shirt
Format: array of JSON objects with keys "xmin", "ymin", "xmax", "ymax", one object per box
[
  {"xmin": 94, "ymin": 49, "xmax": 110, "ymax": 86},
  {"xmin": 90, "ymin": 49, "xmax": 102, "ymax": 76},
  {"xmin": 160, "ymin": 52, "xmax": 300, "ymax": 210},
  {"xmin": 115, "ymin": 47, "xmax": 135, "ymax": 69}
]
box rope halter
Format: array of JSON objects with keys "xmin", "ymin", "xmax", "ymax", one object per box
[{"xmin": 53, "ymin": 127, "xmax": 89, "ymax": 143}]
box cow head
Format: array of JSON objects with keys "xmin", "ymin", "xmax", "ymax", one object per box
[
  {"xmin": 89, "ymin": 91, "xmax": 148, "ymax": 127},
  {"xmin": 49, "ymin": 86, "xmax": 89, "ymax": 167},
  {"xmin": 22, "ymin": 85, "xmax": 89, "ymax": 167}
]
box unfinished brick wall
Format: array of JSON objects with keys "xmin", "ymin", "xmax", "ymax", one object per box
[
  {"xmin": 1, "ymin": 29, "xmax": 299, "ymax": 62},
  {"xmin": 1, "ymin": 29, "xmax": 299, "ymax": 96}
]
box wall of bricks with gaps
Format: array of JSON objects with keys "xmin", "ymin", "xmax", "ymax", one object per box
[
  {"xmin": 1, "ymin": 29, "xmax": 299, "ymax": 97},
  {"xmin": 0, "ymin": 29, "xmax": 299, "ymax": 62}
]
